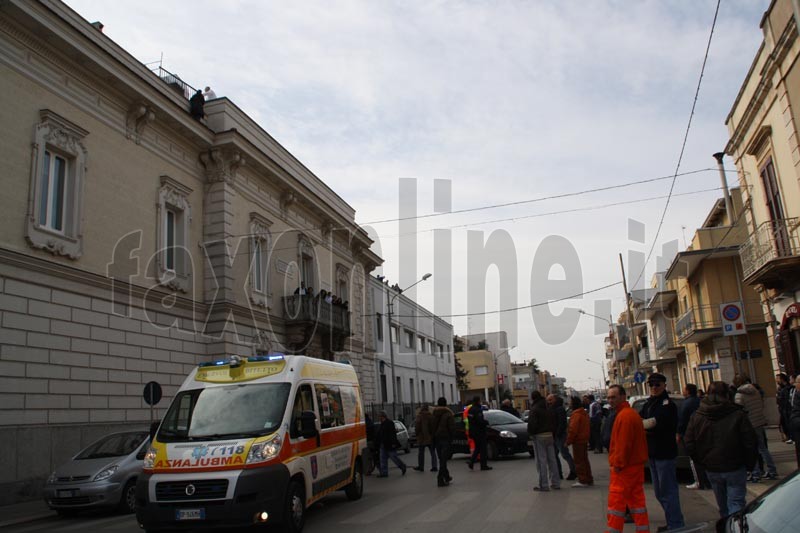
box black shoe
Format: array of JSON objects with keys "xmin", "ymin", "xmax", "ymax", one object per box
[
  {"xmin": 413, "ymin": 466, "xmax": 424, "ymax": 472},
  {"xmin": 566, "ymin": 472, "xmax": 577, "ymax": 480},
  {"xmin": 480, "ymin": 466, "xmax": 493, "ymax": 471},
  {"xmin": 376, "ymin": 474, "xmax": 388, "ymax": 478},
  {"xmin": 467, "ymin": 461, "xmax": 474, "ymax": 470},
  {"xmin": 447, "ymin": 475, "xmax": 453, "ymax": 482},
  {"xmin": 401, "ymin": 465, "xmax": 407, "ymax": 476},
  {"xmin": 431, "ymin": 467, "xmax": 438, "ymax": 472},
  {"xmin": 437, "ymin": 481, "xmax": 449, "ymax": 487},
  {"xmin": 656, "ymin": 526, "xmax": 669, "ymax": 532}
]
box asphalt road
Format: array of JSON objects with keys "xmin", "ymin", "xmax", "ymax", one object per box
[{"xmin": 7, "ymin": 451, "xmax": 722, "ymax": 533}]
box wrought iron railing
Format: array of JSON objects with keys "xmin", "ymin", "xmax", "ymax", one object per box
[
  {"xmin": 150, "ymin": 66, "xmax": 197, "ymax": 100},
  {"xmin": 675, "ymin": 300, "xmax": 765, "ymax": 340},
  {"xmin": 283, "ymin": 294, "xmax": 351, "ymax": 335},
  {"xmin": 740, "ymin": 218, "xmax": 800, "ymax": 279}
]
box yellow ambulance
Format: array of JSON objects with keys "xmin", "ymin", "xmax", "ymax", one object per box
[{"xmin": 135, "ymin": 354, "xmax": 366, "ymax": 532}]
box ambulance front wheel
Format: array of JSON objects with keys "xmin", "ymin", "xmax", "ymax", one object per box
[
  {"xmin": 284, "ymin": 479, "xmax": 306, "ymax": 533},
  {"xmin": 345, "ymin": 461, "xmax": 363, "ymax": 500}
]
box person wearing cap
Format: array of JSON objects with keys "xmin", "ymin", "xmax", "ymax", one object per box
[{"xmin": 639, "ymin": 372, "xmax": 684, "ymax": 531}]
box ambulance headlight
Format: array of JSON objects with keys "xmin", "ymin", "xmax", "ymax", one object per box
[
  {"xmin": 143, "ymin": 447, "xmax": 157, "ymax": 469},
  {"xmin": 246, "ymin": 435, "xmax": 282, "ymax": 464}
]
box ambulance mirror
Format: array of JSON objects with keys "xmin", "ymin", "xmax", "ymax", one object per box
[{"xmin": 300, "ymin": 410, "xmax": 318, "ymax": 438}]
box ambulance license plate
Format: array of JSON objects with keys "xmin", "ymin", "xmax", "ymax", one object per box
[{"xmin": 176, "ymin": 508, "xmax": 205, "ymax": 521}]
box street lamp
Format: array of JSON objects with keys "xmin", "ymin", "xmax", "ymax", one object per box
[
  {"xmin": 493, "ymin": 345, "xmax": 515, "ymax": 407},
  {"xmin": 388, "ymin": 273, "xmax": 432, "ymax": 417},
  {"xmin": 585, "ymin": 357, "xmax": 607, "ymax": 388},
  {"xmin": 579, "ymin": 309, "xmax": 620, "ymax": 386}
]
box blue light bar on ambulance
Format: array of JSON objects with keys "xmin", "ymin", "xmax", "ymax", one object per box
[
  {"xmin": 247, "ymin": 354, "xmax": 285, "ymax": 362},
  {"xmin": 198, "ymin": 359, "xmax": 229, "ymax": 368}
]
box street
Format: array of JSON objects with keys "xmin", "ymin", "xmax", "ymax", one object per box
[{"xmin": 7, "ymin": 451, "xmax": 724, "ymax": 533}]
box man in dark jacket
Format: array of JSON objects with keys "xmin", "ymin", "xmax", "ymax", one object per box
[
  {"xmin": 677, "ymin": 384, "xmax": 709, "ymax": 490},
  {"xmin": 547, "ymin": 394, "xmax": 576, "ymax": 480},
  {"xmin": 500, "ymin": 399, "xmax": 521, "ymax": 418},
  {"xmin": 432, "ymin": 397, "xmax": 455, "ymax": 487},
  {"xmin": 467, "ymin": 396, "xmax": 491, "ymax": 471},
  {"xmin": 640, "ymin": 373, "xmax": 684, "ymax": 530},
  {"xmin": 684, "ymin": 381, "xmax": 757, "ymax": 518},
  {"xmin": 376, "ymin": 411, "xmax": 407, "ymax": 477},
  {"xmin": 775, "ymin": 373, "xmax": 792, "ymax": 444},
  {"xmin": 413, "ymin": 405, "xmax": 438, "ymax": 472},
  {"xmin": 528, "ymin": 391, "xmax": 559, "ymax": 490}
]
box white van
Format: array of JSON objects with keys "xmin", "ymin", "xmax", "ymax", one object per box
[{"xmin": 135, "ymin": 354, "xmax": 366, "ymax": 532}]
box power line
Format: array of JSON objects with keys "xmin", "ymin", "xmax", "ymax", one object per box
[
  {"xmin": 360, "ymin": 168, "xmax": 723, "ymax": 226},
  {"xmin": 367, "ymin": 281, "xmax": 621, "ymax": 319},
  {"xmin": 630, "ymin": 0, "xmax": 721, "ymax": 292}
]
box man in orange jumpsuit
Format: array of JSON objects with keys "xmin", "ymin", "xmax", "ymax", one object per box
[{"xmin": 606, "ymin": 384, "xmax": 650, "ymax": 533}]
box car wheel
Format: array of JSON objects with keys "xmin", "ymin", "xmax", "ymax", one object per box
[
  {"xmin": 284, "ymin": 479, "xmax": 306, "ymax": 533},
  {"xmin": 344, "ymin": 461, "xmax": 363, "ymax": 501},
  {"xmin": 117, "ymin": 479, "xmax": 137, "ymax": 514},
  {"xmin": 487, "ymin": 441, "xmax": 498, "ymax": 461}
]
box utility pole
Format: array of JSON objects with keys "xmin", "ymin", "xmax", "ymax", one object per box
[{"xmin": 619, "ymin": 253, "xmax": 640, "ymax": 395}]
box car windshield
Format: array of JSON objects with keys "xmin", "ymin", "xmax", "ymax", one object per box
[
  {"xmin": 729, "ymin": 471, "xmax": 800, "ymax": 532},
  {"xmin": 76, "ymin": 432, "xmax": 148, "ymax": 460},
  {"xmin": 158, "ymin": 383, "xmax": 291, "ymax": 442},
  {"xmin": 485, "ymin": 411, "xmax": 522, "ymax": 425}
]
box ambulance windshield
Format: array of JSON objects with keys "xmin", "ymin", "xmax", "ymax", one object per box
[{"xmin": 158, "ymin": 383, "xmax": 291, "ymax": 442}]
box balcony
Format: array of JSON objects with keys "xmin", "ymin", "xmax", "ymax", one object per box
[
  {"xmin": 655, "ymin": 328, "xmax": 683, "ymax": 360},
  {"xmin": 675, "ymin": 300, "xmax": 766, "ymax": 344},
  {"xmin": 740, "ymin": 218, "xmax": 800, "ymax": 288},
  {"xmin": 282, "ymin": 295, "xmax": 351, "ymax": 354}
]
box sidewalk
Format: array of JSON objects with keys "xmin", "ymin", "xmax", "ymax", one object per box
[{"xmin": 0, "ymin": 499, "xmax": 54, "ymax": 529}]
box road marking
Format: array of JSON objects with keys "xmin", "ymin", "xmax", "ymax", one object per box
[
  {"xmin": 341, "ymin": 494, "xmax": 421, "ymax": 524},
  {"xmin": 410, "ymin": 491, "xmax": 480, "ymax": 523}
]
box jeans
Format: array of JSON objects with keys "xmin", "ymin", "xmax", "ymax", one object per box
[
  {"xmin": 417, "ymin": 443, "xmax": 438, "ymax": 470},
  {"xmin": 649, "ymin": 458, "xmax": 684, "ymax": 529},
  {"xmin": 554, "ymin": 434, "xmax": 575, "ymax": 476},
  {"xmin": 750, "ymin": 427, "xmax": 777, "ymax": 478},
  {"xmin": 533, "ymin": 433, "xmax": 560, "ymax": 489},
  {"xmin": 706, "ymin": 468, "xmax": 747, "ymax": 518},
  {"xmin": 590, "ymin": 419, "xmax": 603, "ymax": 451},
  {"xmin": 435, "ymin": 439, "xmax": 451, "ymax": 485},
  {"xmin": 379, "ymin": 447, "xmax": 406, "ymax": 476}
]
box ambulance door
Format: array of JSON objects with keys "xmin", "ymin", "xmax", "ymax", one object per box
[
  {"xmin": 311, "ymin": 383, "xmax": 351, "ymax": 497},
  {"xmin": 288, "ymin": 382, "xmax": 316, "ymax": 499}
]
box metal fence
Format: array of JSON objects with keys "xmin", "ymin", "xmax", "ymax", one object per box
[{"xmin": 151, "ymin": 66, "xmax": 197, "ymax": 100}]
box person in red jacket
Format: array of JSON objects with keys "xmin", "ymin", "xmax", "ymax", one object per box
[
  {"xmin": 606, "ymin": 385, "xmax": 650, "ymax": 533},
  {"xmin": 566, "ymin": 396, "xmax": 593, "ymax": 487}
]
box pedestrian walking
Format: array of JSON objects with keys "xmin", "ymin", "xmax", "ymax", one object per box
[
  {"xmin": 606, "ymin": 384, "xmax": 650, "ymax": 533},
  {"xmin": 589, "ymin": 395, "xmax": 604, "ymax": 453},
  {"xmin": 467, "ymin": 396, "xmax": 491, "ymax": 471},
  {"xmin": 677, "ymin": 384, "xmax": 710, "ymax": 490},
  {"xmin": 548, "ymin": 394, "xmax": 576, "ymax": 480},
  {"xmin": 776, "ymin": 373, "xmax": 792, "ymax": 444},
  {"xmin": 413, "ymin": 405, "xmax": 438, "ymax": 472},
  {"xmin": 432, "ymin": 397, "xmax": 455, "ymax": 487},
  {"xmin": 791, "ymin": 374, "xmax": 800, "ymax": 468},
  {"xmin": 684, "ymin": 381, "xmax": 757, "ymax": 518},
  {"xmin": 365, "ymin": 413, "xmax": 378, "ymax": 475},
  {"xmin": 733, "ymin": 375, "xmax": 777, "ymax": 481},
  {"xmin": 528, "ymin": 391, "xmax": 560, "ymax": 491},
  {"xmin": 640, "ymin": 372, "xmax": 685, "ymax": 531},
  {"xmin": 566, "ymin": 396, "xmax": 593, "ymax": 487},
  {"xmin": 376, "ymin": 411, "xmax": 407, "ymax": 477}
]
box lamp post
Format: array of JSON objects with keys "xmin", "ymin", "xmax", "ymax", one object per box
[
  {"xmin": 388, "ymin": 273, "xmax": 431, "ymax": 418},
  {"xmin": 586, "ymin": 357, "xmax": 607, "ymax": 388},
  {"xmin": 579, "ymin": 309, "xmax": 619, "ymax": 386},
  {"xmin": 492, "ymin": 345, "xmax": 515, "ymax": 407}
]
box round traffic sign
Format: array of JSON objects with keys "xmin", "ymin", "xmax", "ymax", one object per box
[
  {"xmin": 722, "ymin": 304, "xmax": 741, "ymax": 322},
  {"xmin": 143, "ymin": 381, "xmax": 162, "ymax": 406},
  {"xmin": 634, "ymin": 371, "xmax": 645, "ymax": 384}
]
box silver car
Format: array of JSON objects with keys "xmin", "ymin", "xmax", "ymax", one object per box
[
  {"xmin": 394, "ymin": 420, "xmax": 411, "ymax": 453},
  {"xmin": 43, "ymin": 431, "xmax": 149, "ymax": 515}
]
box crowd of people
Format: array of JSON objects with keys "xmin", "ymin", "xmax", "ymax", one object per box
[
  {"xmin": 292, "ymin": 281, "xmax": 349, "ymax": 309},
  {"xmin": 362, "ymin": 371, "xmax": 800, "ymax": 532}
]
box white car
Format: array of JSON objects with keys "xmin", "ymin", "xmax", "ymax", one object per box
[{"xmin": 394, "ymin": 420, "xmax": 411, "ymax": 453}]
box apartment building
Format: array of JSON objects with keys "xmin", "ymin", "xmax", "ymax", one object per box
[
  {"xmin": 462, "ymin": 331, "xmax": 513, "ymax": 388},
  {"xmin": 0, "ymin": 0, "xmax": 380, "ymax": 500},
  {"xmin": 725, "ymin": 0, "xmax": 800, "ymax": 378},
  {"xmin": 368, "ymin": 276, "xmax": 456, "ymax": 410},
  {"xmin": 642, "ymin": 273, "xmax": 685, "ymax": 393},
  {"xmin": 455, "ymin": 349, "xmax": 496, "ymax": 404}
]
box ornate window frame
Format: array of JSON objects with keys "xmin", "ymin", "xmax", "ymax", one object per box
[
  {"xmin": 248, "ymin": 212, "xmax": 272, "ymax": 308},
  {"xmin": 298, "ymin": 234, "xmax": 317, "ymax": 291},
  {"xmin": 156, "ymin": 175, "xmax": 192, "ymax": 292},
  {"xmin": 335, "ymin": 263, "xmax": 350, "ymax": 301},
  {"xmin": 26, "ymin": 110, "xmax": 88, "ymax": 259}
]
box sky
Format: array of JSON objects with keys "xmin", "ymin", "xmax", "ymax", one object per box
[{"xmin": 66, "ymin": 0, "xmax": 770, "ymax": 391}]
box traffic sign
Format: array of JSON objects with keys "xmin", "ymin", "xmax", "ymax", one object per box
[
  {"xmin": 697, "ymin": 362, "xmax": 719, "ymax": 371},
  {"xmin": 143, "ymin": 381, "xmax": 162, "ymax": 406},
  {"xmin": 634, "ymin": 371, "xmax": 646, "ymax": 384},
  {"xmin": 720, "ymin": 301, "xmax": 746, "ymax": 337}
]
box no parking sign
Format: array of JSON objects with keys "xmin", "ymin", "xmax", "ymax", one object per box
[{"xmin": 720, "ymin": 301, "xmax": 746, "ymax": 336}]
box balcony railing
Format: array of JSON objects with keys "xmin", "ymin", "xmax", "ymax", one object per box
[
  {"xmin": 282, "ymin": 295, "xmax": 351, "ymax": 336},
  {"xmin": 675, "ymin": 300, "xmax": 765, "ymax": 342},
  {"xmin": 740, "ymin": 218, "xmax": 800, "ymax": 280},
  {"xmin": 151, "ymin": 66, "xmax": 197, "ymax": 100}
]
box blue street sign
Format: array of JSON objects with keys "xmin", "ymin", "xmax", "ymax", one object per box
[
  {"xmin": 697, "ymin": 363, "xmax": 719, "ymax": 371},
  {"xmin": 634, "ymin": 371, "xmax": 646, "ymax": 384}
]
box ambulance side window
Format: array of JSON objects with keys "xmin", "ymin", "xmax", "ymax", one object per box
[
  {"xmin": 290, "ymin": 384, "xmax": 314, "ymax": 439},
  {"xmin": 315, "ymin": 384, "xmax": 345, "ymax": 429}
]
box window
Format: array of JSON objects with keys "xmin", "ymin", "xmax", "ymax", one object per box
[
  {"xmin": 430, "ymin": 340, "xmax": 436, "ymax": 356},
  {"xmin": 437, "ymin": 343, "xmax": 444, "ymax": 359},
  {"xmin": 290, "ymin": 384, "xmax": 314, "ymax": 438},
  {"xmin": 419, "ymin": 336, "xmax": 426, "ymax": 353},
  {"xmin": 421, "ymin": 380, "xmax": 425, "ymax": 401},
  {"xmin": 475, "ymin": 365, "xmax": 489, "ymax": 376},
  {"xmin": 27, "ymin": 110, "xmax": 88, "ymax": 259},
  {"xmin": 395, "ymin": 376, "xmax": 402, "ymax": 402},
  {"xmin": 447, "ymin": 345, "xmax": 451, "ymax": 363},
  {"xmin": 248, "ymin": 213, "xmax": 272, "ymax": 308},
  {"xmin": 156, "ymin": 176, "xmax": 192, "ymax": 292},
  {"xmin": 390, "ymin": 325, "xmax": 398, "ymax": 344},
  {"xmin": 315, "ymin": 384, "xmax": 345, "ymax": 429},
  {"xmin": 405, "ymin": 330, "xmax": 414, "ymax": 348},
  {"xmin": 441, "ymin": 382, "xmax": 445, "ymax": 398},
  {"xmin": 298, "ymin": 235, "xmax": 316, "ymax": 291},
  {"xmin": 431, "ymin": 381, "xmax": 435, "ymax": 400},
  {"xmin": 376, "ymin": 313, "xmax": 383, "ymax": 341},
  {"xmin": 409, "ymin": 378, "xmax": 415, "ymax": 404},
  {"xmin": 380, "ymin": 374, "xmax": 388, "ymax": 403},
  {"xmin": 449, "ymin": 384, "xmax": 454, "ymax": 403},
  {"xmin": 336, "ymin": 263, "xmax": 350, "ymax": 303}
]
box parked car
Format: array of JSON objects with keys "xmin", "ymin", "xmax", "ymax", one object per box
[
  {"xmin": 631, "ymin": 395, "xmax": 690, "ymax": 472},
  {"xmin": 451, "ymin": 409, "xmax": 533, "ymax": 460},
  {"xmin": 43, "ymin": 431, "xmax": 149, "ymax": 515},
  {"xmin": 395, "ymin": 420, "xmax": 411, "ymax": 453},
  {"xmin": 672, "ymin": 468, "xmax": 800, "ymax": 532},
  {"xmin": 520, "ymin": 410, "xmax": 530, "ymax": 422}
]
